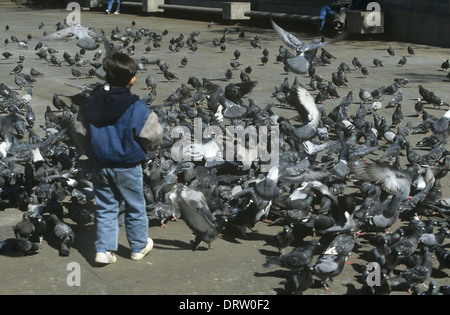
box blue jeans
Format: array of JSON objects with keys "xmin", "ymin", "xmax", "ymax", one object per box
[
  {"xmin": 318, "ymin": 6, "xmax": 334, "ymax": 30},
  {"xmin": 107, "ymin": 0, "xmax": 120, "ymax": 12},
  {"xmin": 93, "ymin": 165, "xmax": 148, "ymax": 253}
]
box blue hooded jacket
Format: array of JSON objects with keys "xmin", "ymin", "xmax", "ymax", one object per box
[{"xmin": 81, "ymin": 86, "xmax": 152, "ymax": 168}]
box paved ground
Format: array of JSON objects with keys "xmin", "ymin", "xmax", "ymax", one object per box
[{"xmin": 0, "ymin": 7, "xmax": 449, "ymax": 296}]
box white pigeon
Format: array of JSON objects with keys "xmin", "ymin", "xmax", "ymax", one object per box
[
  {"xmin": 44, "ymin": 22, "xmax": 100, "ymax": 50},
  {"xmin": 368, "ymin": 99, "xmax": 383, "ymax": 112}
]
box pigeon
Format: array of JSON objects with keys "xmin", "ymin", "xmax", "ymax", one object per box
[
  {"xmin": 225, "ymin": 68, "xmax": 233, "ymax": 81},
  {"xmin": 249, "ymin": 37, "xmax": 261, "ymax": 49},
  {"xmin": 163, "ymin": 69, "xmax": 178, "ymax": 82},
  {"xmin": 282, "ymin": 264, "xmax": 314, "ymax": 295},
  {"xmin": 49, "ymin": 55, "xmax": 62, "ymax": 67},
  {"xmin": 432, "ymin": 245, "xmax": 450, "ymax": 269},
  {"xmin": 12, "ymin": 212, "xmax": 35, "ymax": 239},
  {"xmin": 254, "ymin": 166, "xmax": 279, "ymax": 200},
  {"xmin": 323, "ymin": 232, "xmax": 356, "ymax": 256},
  {"xmin": 390, "ymin": 226, "xmax": 422, "ymax": 257},
  {"xmin": 230, "ymin": 60, "xmax": 241, "ymax": 70},
  {"xmin": 332, "ymin": 72, "xmax": 348, "ymax": 87},
  {"xmin": 263, "ymin": 238, "xmax": 320, "ymax": 269},
  {"xmin": 351, "ymin": 161, "xmax": 419, "ymax": 201},
  {"xmin": 14, "ymin": 75, "xmax": 30, "ymax": 90},
  {"xmin": 398, "ymin": 56, "xmax": 407, "ymax": 66},
  {"xmin": 407, "ymin": 45, "xmax": 415, "ymax": 56},
  {"xmin": 50, "ymin": 213, "xmax": 75, "ymax": 256},
  {"xmin": 441, "ymin": 59, "xmax": 449, "ymax": 71},
  {"xmin": 394, "ymin": 78, "xmax": 409, "ymax": 87},
  {"xmin": 361, "ymin": 66, "xmax": 369, "ymax": 78},
  {"xmin": 313, "ymin": 253, "xmax": 348, "ymax": 291},
  {"xmin": 44, "ymin": 23, "xmax": 100, "ymax": 50},
  {"xmin": 390, "ymin": 255, "xmax": 431, "ymax": 292},
  {"xmin": 224, "ymin": 81, "xmax": 257, "ymax": 104},
  {"xmin": 271, "ymin": 19, "xmax": 332, "ymax": 74},
  {"xmin": 10, "ymin": 64, "xmax": 23, "ymax": 74},
  {"xmin": 387, "ymin": 46, "xmax": 395, "ymax": 57},
  {"xmin": 286, "ymin": 83, "xmax": 321, "ymax": 142},
  {"xmin": 30, "ymin": 68, "xmax": 44, "ymax": 77},
  {"xmin": 373, "ymin": 58, "xmax": 383, "ymax": 67},
  {"xmin": 234, "ymin": 49, "xmax": 241, "ymax": 60},
  {"xmin": 352, "ymin": 57, "xmax": 363, "ymax": 70},
  {"xmin": 2, "ymin": 51, "xmax": 13, "ymax": 59},
  {"xmin": 387, "ymin": 91, "xmax": 402, "ymax": 108},
  {"xmin": 180, "ymin": 56, "xmax": 188, "ymax": 67},
  {"xmin": 173, "ymin": 195, "xmax": 225, "ymax": 250},
  {"xmin": 71, "ymin": 68, "xmax": 88, "ymax": 79},
  {"xmin": 359, "ymin": 88, "xmax": 373, "ymax": 103},
  {"xmin": 0, "ymin": 238, "xmax": 40, "ymax": 256},
  {"xmin": 419, "ymin": 227, "xmax": 449, "ymax": 247},
  {"xmin": 264, "ymin": 224, "xmax": 295, "ymax": 255},
  {"xmin": 391, "ymin": 104, "xmax": 403, "ymax": 127},
  {"xmin": 147, "ymin": 201, "xmax": 179, "ymax": 227}
]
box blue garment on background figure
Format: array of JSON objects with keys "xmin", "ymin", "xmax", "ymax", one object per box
[
  {"xmin": 318, "ymin": 6, "xmax": 335, "ymax": 31},
  {"xmin": 107, "ymin": 0, "xmax": 120, "ymax": 13}
]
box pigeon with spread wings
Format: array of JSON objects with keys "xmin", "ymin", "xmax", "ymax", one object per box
[
  {"xmin": 286, "ymin": 83, "xmax": 321, "ymax": 141},
  {"xmin": 44, "ymin": 22, "xmax": 100, "ymax": 51},
  {"xmin": 271, "ymin": 19, "xmax": 329, "ymax": 74}
]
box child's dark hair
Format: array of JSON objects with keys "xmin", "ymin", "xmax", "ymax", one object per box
[{"xmin": 103, "ymin": 52, "xmax": 137, "ymax": 87}]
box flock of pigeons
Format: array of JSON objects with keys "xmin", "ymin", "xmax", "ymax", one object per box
[{"xmin": 0, "ymin": 13, "xmax": 449, "ymax": 295}]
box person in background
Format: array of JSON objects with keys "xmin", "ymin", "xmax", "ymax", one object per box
[
  {"xmin": 318, "ymin": 0, "xmax": 353, "ymax": 31},
  {"xmin": 106, "ymin": 0, "xmax": 120, "ymax": 14}
]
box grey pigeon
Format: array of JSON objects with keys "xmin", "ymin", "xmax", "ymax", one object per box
[
  {"xmin": 432, "ymin": 245, "xmax": 450, "ymax": 269},
  {"xmin": 352, "ymin": 57, "xmax": 362, "ymax": 70},
  {"xmin": 359, "ymin": 88, "xmax": 373, "ymax": 103},
  {"xmin": 173, "ymin": 195, "xmax": 225, "ymax": 250},
  {"xmin": 419, "ymin": 227, "xmax": 449, "ymax": 247},
  {"xmin": 10, "ymin": 64, "xmax": 23, "ymax": 74},
  {"xmin": 390, "ymin": 226, "xmax": 422, "ymax": 257},
  {"xmin": 147, "ymin": 201, "xmax": 179, "ymax": 227},
  {"xmin": 398, "ymin": 56, "xmax": 407, "ymax": 66},
  {"xmin": 387, "ymin": 90, "xmax": 402, "ymax": 108},
  {"xmin": 288, "ymin": 84, "xmax": 321, "ymax": 141},
  {"xmin": 313, "ymin": 253, "xmax": 348, "ymax": 291},
  {"xmin": 387, "ymin": 46, "xmax": 395, "ymax": 56},
  {"xmin": 283, "ymin": 264, "xmax": 314, "ymax": 295},
  {"xmin": 271, "ymin": 19, "xmax": 330, "ymax": 74},
  {"xmin": 44, "ymin": 23, "xmax": 100, "ymax": 50},
  {"xmin": 264, "ymin": 224, "xmax": 294, "ymax": 255},
  {"xmin": 351, "ymin": 160, "xmax": 419, "ymax": 201},
  {"xmin": 263, "ymin": 238, "xmax": 320, "ymax": 269},
  {"xmin": 50, "ymin": 213, "xmax": 75, "ymax": 256},
  {"xmin": 441, "ymin": 59, "xmax": 449, "ymax": 71},
  {"xmin": 323, "ymin": 232, "xmax": 356, "ymax": 256},
  {"xmin": 0, "ymin": 238, "xmax": 40, "ymax": 256},
  {"xmin": 373, "ymin": 58, "xmax": 383, "ymax": 67},
  {"xmin": 12, "ymin": 212, "xmax": 35, "ymax": 239},
  {"xmin": 254, "ymin": 166, "xmax": 279, "ymax": 200}
]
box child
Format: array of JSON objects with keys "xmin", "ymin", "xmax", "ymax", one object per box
[{"xmin": 71, "ymin": 52, "xmax": 163, "ymax": 264}]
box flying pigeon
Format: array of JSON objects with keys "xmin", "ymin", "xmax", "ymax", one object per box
[
  {"xmin": 44, "ymin": 22, "xmax": 100, "ymax": 50},
  {"xmin": 271, "ymin": 19, "xmax": 334, "ymax": 74}
]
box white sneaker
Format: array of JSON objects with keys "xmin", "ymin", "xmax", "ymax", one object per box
[
  {"xmin": 130, "ymin": 238, "xmax": 153, "ymax": 261},
  {"xmin": 95, "ymin": 251, "xmax": 117, "ymax": 264},
  {"xmin": 105, "ymin": 10, "xmax": 110, "ymax": 14},
  {"xmin": 114, "ymin": 11, "xmax": 120, "ymax": 14}
]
